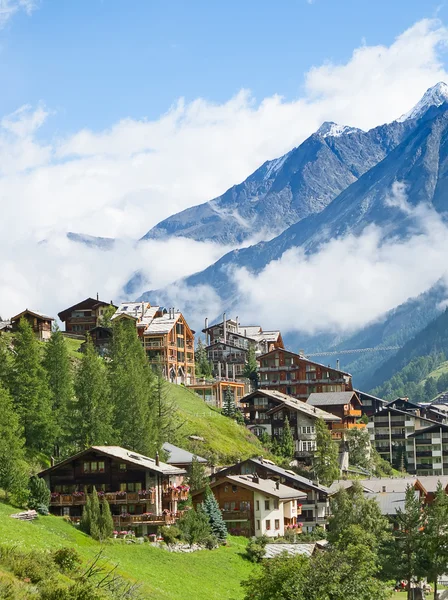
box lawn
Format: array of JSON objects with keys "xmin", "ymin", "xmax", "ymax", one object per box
[
  {"xmin": 0, "ymin": 501, "xmax": 257, "ymax": 600},
  {"xmin": 63, "ymin": 335, "xmax": 83, "ymax": 360},
  {"xmin": 167, "ymin": 383, "xmax": 266, "ymax": 463}
]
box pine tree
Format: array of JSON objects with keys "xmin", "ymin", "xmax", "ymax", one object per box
[
  {"xmin": 109, "ymin": 319, "xmax": 159, "ymax": 456},
  {"xmin": 280, "ymin": 416, "xmax": 295, "ymax": 459},
  {"xmin": 80, "ymin": 495, "xmax": 92, "ymax": 535},
  {"xmin": 43, "ymin": 325, "xmax": 74, "ymax": 456},
  {"xmin": 195, "ymin": 339, "xmax": 212, "ymax": 379},
  {"xmin": 9, "ymin": 318, "xmax": 56, "ymax": 452},
  {"xmin": 74, "ymin": 337, "xmax": 113, "ymax": 449},
  {"xmin": 422, "ymin": 481, "xmax": 448, "ymax": 600},
  {"xmin": 202, "ymin": 485, "xmax": 227, "ymax": 542},
  {"xmin": 188, "ymin": 456, "xmax": 207, "ymax": 492},
  {"xmin": 28, "ymin": 475, "xmax": 51, "ymax": 514},
  {"xmin": 313, "ymin": 418, "xmax": 340, "ymax": 486},
  {"xmin": 222, "ymin": 386, "xmax": 236, "ymax": 418},
  {"xmin": 89, "ymin": 487, "xmax": 102, "ymax": 541},
  {"xmin": 99, "ymin": 497, "xmax": 114, "ymax": 540},
  {"xmin": 0, "ymin": 383, "xmax": 29, "ymax": 505},
  {"xmin": 243, "ymin": 345, "xmax": 259, "ymax": 390},
  {"xmin": 177, "ymin": 506, "xmax": 211, "ymax": 547}
]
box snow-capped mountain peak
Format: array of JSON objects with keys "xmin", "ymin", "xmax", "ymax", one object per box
[
  {"xmin": 316, "ymin": 121, "xmax": 361, "ymax": 138},
  {"xmin": 397, "ymin": 82, "xmax": 448, "ymax": 123}
]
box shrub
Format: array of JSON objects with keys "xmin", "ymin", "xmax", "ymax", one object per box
[
  {"xmin": 28, "ymin": 476, "xmax": 51, "ymax": 513},
  {"xmin": 39, "ymin": 580, "xmax": 105, "ymax": 600},
  {"xmin": 245, "ymin": 535, "xmax": 269, "ymax": 563},
  {"xmin": 52, "ymin": 547, "xmax": 81, "ymax": 573},
  {"xmin": 178, "ymin": 507, "xmax": 211, "ymax": 546},
  {"xmin": 159, "ymin": 525, "xmax": 181, "ymax": 546},
  {"xmin": 204, "ymin": 534, "xmax": 219, "ymax": 550},
  {"xmin": 10, "ymin": 550, "xmax": 54, "ymax": 583},
  {"xmin": 0, "ymin": 580, "xmax": 15, "ymax": 600}
]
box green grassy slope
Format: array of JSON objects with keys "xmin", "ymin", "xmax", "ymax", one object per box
[
  {"xmin": 0, "ymin": 501, "xmax": 255, "ymax": 600},
  {"xmin": 167, "ymin": 383, "xmax": 266, "ymax": 463}
]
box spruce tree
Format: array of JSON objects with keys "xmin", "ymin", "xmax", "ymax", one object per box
[
  {"xmin": 99, "ymin": 497, "xmax": 114, "ymax": 540},
  {"xmin": 0, "ymin": 383, "xmax": 29, "ymax": 504},
  {"xmin": 80, "ymin": 494, "xmax": 92, "ymax": 535},
  {"xmin": 9, "ymin": 318, "xmax": 56, "ymax": 453},
  {"xmin": 422, "ymin": 481, "xmax": 448, "ymax": 600},
  {"xmin": 74, "ymin": 337, "xmax": 113, "ymax": 449},
  {"xmin": 280, "ymin": 416, "xmax": 295, "ymax": 459},
  {"xmin": 202, "ymin": 485, "xmax": 227, "ymax": 542},
  {"xmin": 313, "ymin": 418, "xmax": 340, "ymax": 486},
  {"xmin": 243, "ymin": 345, "xmax": 259, "ymax": 390},
  {"xmin": 109, "ymin": 319, "xmax": 159, "ymax": 456},
  {"xmin": 222, "ymin": 386, "xmax": 236, "ymax": 418},
  {"xmin": 188, "ymin": 456, "xmax": 207, "ymax": 492},
  {"xmin": 195, "ymin": 339, "xmax": 212, "ymax": 379},
  {"xmin": 28, "ymin": 475, "xmax": 51, "ymax": 513},
  {"xmin": 43, "ymin": 325, "xmax": 74, "ymax": 456},
  {"xmin": 89, "ymin": 487, "xmax": 101, "ymax": 541}
]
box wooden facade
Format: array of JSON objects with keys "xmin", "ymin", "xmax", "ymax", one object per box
[
  {"xmin": 187, "ymin": 379, "xmax": 247, "ymax": 408},
  {"xmin": 307, "ymin": 391, "xmax": 366, "ymax": 440},
  {"xmin": 39, "ymin": 446, "xmax": 187, "ymax": 535},
  {"xmin": 10, "ymin": 309, "xmax": 54, "ymax": 341},
  {"xmin": 58, "ymin": 297, "xmax": 116, "ymax": 335},
  {"xmin": 258, "ymin": 348, "xmax": 353, "ymax": 400}
]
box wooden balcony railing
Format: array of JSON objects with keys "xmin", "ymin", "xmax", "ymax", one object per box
[
  {"xmin": 50, "ymin": 491, "xmax": 155, "ymax": 506},
  {"xmin": 332, "ymin": 423, "xmax": 366, "ymax": 431},
  {"xmin": 112, "ymin": 513, "xmax": 178, "ymax": 526},
  {"xmin": 221, "ymin": 510, "xmax": 251, "ymax": 521},
  {"xmin": 344, "ymin": 409, "xmax": 362, "ymax": 417},
  {"xmin": 162, "ymin": 488, "xmax": 189, "ymax": 501}
]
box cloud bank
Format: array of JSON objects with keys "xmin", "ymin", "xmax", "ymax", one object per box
[{"xmin": 2, "ymin": 19, "xmax": 448, "ymax": 331}]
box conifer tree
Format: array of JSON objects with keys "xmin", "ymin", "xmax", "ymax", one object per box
[
  {"xmin": 80, "ymin": 494, "xmax": 92, "ymax": 535},
  {"xmin": 74, "ymin": 337, "xmax": 113, "ymax": 449},
  {"xmin": 43, "ymin": 325, "xmax": 74, "ymax": 456},
  {"xmin": 109, "ymin": 319, "xmax": 159, "ymax": 456},
  {"xmin": 280, "ymin": 416, "xmax": 295, "ymax": 459},
  {"xmin": 28, "ymin": 475, "xmax": 51, "ymax": 514},
  {"xmin": 9, "ymin": 318, "xmax": 56, "ymax": 453},
  {"xmin": 188, "ymin": 455, "xmax": 207, "ymax": 492},
  {"xmin": 422, "ymin": 481, "xmax": 448, "ymax": 600},
  {"xmin": 89, "ymin": 487, "xmax": 101, "ymax": 541},
  {"xmin": 202, "ymin": 485, "xmax": 227, "ymax": 542},
  {"xmin": 243, "ymin": 345, "xmax": 259, "ymax": 390},
  {"xmin": 195, "ymin": 339, "xmax": 212, "ymax": 379},
  {"xmin": 99, "ymin": 497, "xmax": 114, "ymax": 540},
  {"xmin": 0, "ymin": 383, "xmax": 29, "ymax": 504},
  {"xmin": 222, "ymin": 386, "xmax": 236, "ymax": 418},
  {"xmin": 313, "ymin": 418, "xmax": 340, "ymax": 486}
]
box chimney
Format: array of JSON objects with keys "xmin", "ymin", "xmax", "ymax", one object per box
[
  {"xmin": 155, "ymin": 452, "xmax": 160, "ymax": 467},
  {"xmin": 336, "ymin": 359, "xmax": 340, "ymax": 371},
  {"xmin": 96, "ymin": 292, "xmax": 99, "ymax": 301},
  {"xmin": 50, "ymin": 456, "xmax": 55, "ymax": 467},
  {"xmin": 275, "ymin": 480, "xmax": 280, "ymax": 490},
  {"xmin": 253, "ymin": 474, "xmax": 259, "ymax": 484},
  {"xmin": 223, "ymin": 313, "xmax": 227, "ymax": 344}
]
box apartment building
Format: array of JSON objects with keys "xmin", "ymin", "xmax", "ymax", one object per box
[{"xmin": 407, "ymin": 423, "xmax": 448, "ymax": 476}]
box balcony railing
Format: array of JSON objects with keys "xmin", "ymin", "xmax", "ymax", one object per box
[
  {"xmin": 221, "ymin": 510, "xmax": 251, "ymax": 521},
  {"xmin": 162, "ymin": 488, "xmax": 189, "ymax": 501},
  {"xmin": 50, "ymin": 491, "xmax": 155, "ymax": 506},
  {"xmin": 112, "ymin": 513, "xmax": 179, "ymax": 526},
  {"xmin": 344, "ymin": 409, "xmax": 362, "ymax": 417},
  {"xmin": 332, "ymin": 423, "xmax": 366, "ymax": 431}
]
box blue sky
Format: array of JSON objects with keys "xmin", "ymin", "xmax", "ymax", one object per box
[{"xmin": 1, "ymin": 0, "xmax": 446, "ymax": 135}]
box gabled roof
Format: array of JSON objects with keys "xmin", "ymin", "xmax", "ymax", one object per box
[
  {"xmin": 258, "ymin": 347, "xmax": 352, "ymax": 377},
  {"xmin": 11, "ymin": 309, "xmax": 54, "ymax": 322},
  {"xmin": 327, "ymin": 480, "xmax": 375, "ymax": 494},
  {"xmin": 365, "ymin": 492, "xmax": 408, "ymax": 516},
  {"xmin": 307, "ymin": 391, "xmax": 360, "ymax": 407},
  {"xmin": 386, "ymin": 397, "xmax": 420, "ymax": 410},
  {"xmin": 408, "ymin": 422, "xmax": 448, "ymax": 438},
  {"xmin": 415, "ymin": 476, "xmax": 448, "ymax": 494},
  {"xmin": 58, "ymin": 298, "xmax": 116, "ymax": 322},
  {"xmin": 261, "ymin": 391, "xmax": 340, "ymax": 422},
  {"xmin": 216, "ymin": 457, "xmax": 330, "ymax": 494},
  {"xmin": 211, "ymin": 474, "xmax": 306, "ymax": 500},
  {"xmin": 39, "ymin": 445, "xmax": 185, "ymax": 477},
  {"xmin": 111, "ymin": 302, "xmax": 151, "ymax": 321},
  {"xmin": 372, "ymin": 405, "xmax": 441, "ymax": 426},
  {"xmin": 355, "ymin": 389, "xmax": 387, "ymax": 405},
  {"xmin": 357, "ymin": 477, "xmax": 417, "ymax": 493},
  {"xmin": 162, "ymin": 442, "xmax": 207, "ymax": 465}
]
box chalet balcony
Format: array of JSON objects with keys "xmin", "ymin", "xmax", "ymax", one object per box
[
  {"xmin": 332, "ymin": 423, "xmax": 366, "ymax": 431},
  {"xmin": 50, "ymin": 490, "xmax": 156, "ymax": 506},
  {"xmin": 112, "ymin": 513, "xmax": 178, "ymax": 526},
  {"xmin": 344, "ymin": 409, "xmax": 362, "ymax": 417},
  {"xmin": 221, "ymin": 510, "xmax": 251, "ymax": 521},
  {"xmin": 162, "ymin": 487, "xmax": 189, "ymax": 501}
]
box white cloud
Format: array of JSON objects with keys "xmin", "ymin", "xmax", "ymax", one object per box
[
  {"xmin": 2, "ymin": 18, "xmax": 448, "ymax": 327},
  {"xmin": 0, "ymin": 0, "xmax": 35, "ymax": 27}
]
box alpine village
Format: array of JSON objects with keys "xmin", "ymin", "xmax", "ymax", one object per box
[{"xmin": 2, "ymin": 295, "xmax": 448, "ymax": 600}]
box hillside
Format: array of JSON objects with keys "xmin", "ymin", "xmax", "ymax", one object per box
[
  {"xmin": 0, "ymin": 501, "xmax": 254, "ymax": 600},
  {"xmin": 167, "ymin": 383, "xmax": 266, "ymax": 463}
]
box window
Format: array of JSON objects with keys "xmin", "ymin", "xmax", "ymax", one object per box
[
  {"xmin": 265, "ymin": 500, "xmax": 270, "ymax": 510},
  {"xmin": 127, "ymin": 483, "xmax": 135, "ymax": 492},
  {"xmin": 232, "ymin": 485, "xmax": 238, "ymax": 493},
  {"xmin": 275, "ymin": 519, "xmax": 280, "ymax": 530},
  {"xmin": 256, "ymin": 500, "xmax": 260, "ymax": 511},
  {"xmin": 83, "ymin": 461, "xmax": 105, "ymax": 473},
  {"xmin": 240, "ymin": 501, "xmax": 250, "ymax": 511},
  {"xmin": 224, "ymin": 502, "xmax": 230, "ymax": 511},
  {"xmin": 63, "ymin": 507, "xmax": 70, "ymax": 516},
  {"xmin": 274, "ymin": 499, "xmax": 279, "ymax": 510},
  {"xmin": 83, "ymin": 462, "xmax": 90, "ymax": 473},
  {"xmin": 119, "ymin": 463, "xmax": 127, "ymax": 471},
  {"xmin": 257, "ymin": 520, "xmax": 260, "ymax": 530},
  {"xmin": 128, "ymin": 504, "xmax": 135, "ymax": 514},
  {"xmin": 120, "ymin": 483, "xmax": 126, "ymax": 491},
  {"xmin": 266, "ymin": 520, "xmax": 271, "ymax": 530}
]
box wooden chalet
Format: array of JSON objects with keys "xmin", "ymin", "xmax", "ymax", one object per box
[
  {"xmin": 58, "ymin": 297, "xmax": 116, "ymax": 335},
  {"xmin": 356, "ymin": 389, "xmax": 387, "ymax": 417},
  {"xmin": 213, "ymin": 457, "xmax": 331, "ymax": 531},
  {"xmin": 193, "ymin": 473, "xmax": 305, "ymax": 538},
  {"xmin": 257, "ymin": 348, "xmax": 353, "ymax": 400},
  {"xmin": 112, "ymin": 302, "xmax": 195, "ymax": 384},
  {"xmin": 80, "ymin": 326, "xmax": 112, "ymax": 356},
  {"xmin": 39, "ymin": 446, "xmax": 188, "ymax": 536},
  {"xmin": 10, "ymin": 309, "xmax": 54, "ymax": 341},
  {"xmin": 307, "ymin": 391, "xmax": 366, "ymax": 440},
  {"xmin": 187, "ymin": 379, "xmax": 246, "ymax": 408}
]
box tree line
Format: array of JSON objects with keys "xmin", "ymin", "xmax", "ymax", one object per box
[{"xmin": 0, "ymin": 318, "xmax": 176, "ymax": 504}]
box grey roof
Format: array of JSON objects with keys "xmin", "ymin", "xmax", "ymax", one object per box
[
  {"xmin": 39, "ymin": 445, "xmax": 185, "ymax": 477},
  {"xmin": 408, "ymin": 423, "xmax": 448, "ymax": 437},
  {"xmin": 162, "ymin": 442, "xmax": 207, "ymax": 465},
  {"xmin": 365, "ymin": 492, "xmax": 408, "ymax": 516},
  {"xmin": 264, "ymin": 391, "xmax": 340, "ymax": 422},
  {"xmin": 111, "ymin": 301, "xmax": 150, "ymax": 320},
  {"xmin": 144, "ymin": 312, "xmax": 180, "ymax": 335},
  {"xmin": 355, "ymin": 389, "xmax": 387, "ymax": 404},
  {"xmin": 259, "ymin": 347, "xmax": 352, "ymax": 377},
  {"xmin": 264, "ymin": 543, "xmax": 320, "ymax": 559},
  {"xmin": 307, "ymin": 391, "xmax": 359, "ymax": 407},
  {"xmin": 357, "ymin": 477, "xmax": 418, "ymax": 493},
  {"xmin": 327, "ymin": 480, "xmax": 375, "ymax": 494},
  {"xmin": 416, "ymin": 476, "xmax": 448, "ymax": 493},
  {"xmin": 221, "ymin": 475, "xmax": 306, "ymax": 500},
  {"xmin": 218, "ymin": 457, "xmax": 330, "ymax": 494},
  {"xmin": 0, "ymin": 320, "xmax": 11, "ymax": 330},
  {"xmin": 11, "ymin": 309, "xmax": 54, "ymax": 322}
]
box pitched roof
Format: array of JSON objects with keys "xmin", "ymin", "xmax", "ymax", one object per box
[
  {"xmin": 416, "ymin": 476, "xmax": 448, "ymax": 494},
  {"xmin": 263, "ymin": 391, "xmax": 341, "ymax": 422},
  {"xmin": 144, "ymin": 311, "xmax": 181, "ymax": 334},
  {"xmin": 372, "ymin": 405, "xmax": 441, "ymax": 426},
  {"xmin": 216, "ymin": 457, "xmax": 330, "ymax": 494},
  {"xmin": 39, "ymin": 445, "xmax": 185, "ymax": 477},
  {"xmin": 111, "ymin": 301, "xmax": 150, "ymax": 321},
  {"xmin": 162, "ymin": 442, "xmax": 207, "ymax": 465},
  {"xmin": 408, "ymin": 423, "xmax": 448, "ymax": 437},
  {"xmin": 307, "ymin": 391, "xmax": 360, "ymax": 407},
  {"xmin": 258, "ymin": 347, "xmax": 352, "ymax": 377},
  {"xmin": 365, "ymin": 492, "xmax": 408, "ymax": 516},
  {"xmin": 216, "ymin": 475, "xmax": 306, "ymax": 500},
  {"xmin": 355, "ymin": 389, "xmax": 387, "ymax": 404},
  {"xmin": 58, "ymin": 298, "xmax": 115, "ymax": 321},
  {"xmin": 327, "ymin": 480, "xmax": 375, "ymax": 494},
  {"xmin": 357, "ymin": 477, "xmax": 418, "ymax": 493},
  {"xmin": 11, "ymin": 309, "xmax": 54, "ymax": 322}
]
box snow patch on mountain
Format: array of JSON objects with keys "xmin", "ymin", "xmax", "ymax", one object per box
[
  {"xmin": 263, "ymin": 151, "xmax": 291, "ymax": 180},
  {"xmin": 397, "ymin": 82, "xmax": 448, "ymax": 123},
  {"xmin": 316, "ymin": 121, "xmax": 362, "ymax": 138}
]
